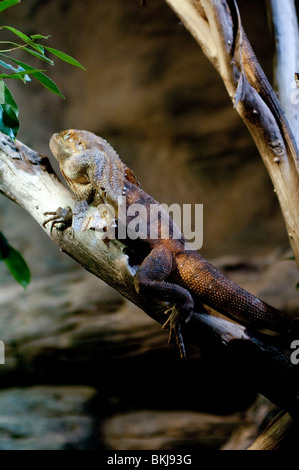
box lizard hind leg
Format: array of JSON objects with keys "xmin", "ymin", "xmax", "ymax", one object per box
[{"xmin": 134, "ymin": 245, "xmax": 194, "ymax": 359}]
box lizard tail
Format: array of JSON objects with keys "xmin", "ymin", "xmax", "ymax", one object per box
[{"xmin": 176, "ymin": 251, "xmax": 294, "ymax": 336}]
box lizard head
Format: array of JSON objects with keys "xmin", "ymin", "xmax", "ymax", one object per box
[
  {"xmin": 49, "ymin": 129, "xmax": 98, "ymax": 162},
  {"xmin": 49, "ymin": 129, "xmax": 128, "ymax": 206}
]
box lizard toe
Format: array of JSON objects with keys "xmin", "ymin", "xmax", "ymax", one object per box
[{"xmin": 162, "ymin": 306, "xmax": 187, "ymax": 359}]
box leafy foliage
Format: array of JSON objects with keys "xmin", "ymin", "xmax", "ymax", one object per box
[
  {"xmin": 0, "ymin": 0, "xmax": 19, "ymax": 14},
  {"xmin": 0, "ymin": 0, "xmax": 85, "ymax": 139},
  {"xmin": 0, "ymin": 0, "xmax": 85, "ymax": 288},
  {"xmin": 0, "ymin": 232, "xmax": 30, "ymax": 288},
  {"xmin": 0, "ymin": 81, "xmax": 19, "ymax": 138}
]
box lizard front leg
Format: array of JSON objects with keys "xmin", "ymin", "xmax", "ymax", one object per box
[
  {"xmin": 43, "ymin": 206, "xmax": 73, "ymax": 230},
  {"xmin": 43, "ymin": 199, "xmax": 91, "ymax": 232},
  {"xmin": 134, "ymin": 244, "xmax": 194, "ymax": 358}
]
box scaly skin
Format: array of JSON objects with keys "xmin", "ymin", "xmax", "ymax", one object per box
[{"xmin": 44, "ymin": 129, "xmax": 295, "ymax": 358}]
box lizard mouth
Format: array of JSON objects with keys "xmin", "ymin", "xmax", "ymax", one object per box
[
  {"xmin": 49, "ymin": 133, "xmax": 59, "ymax": 150},
  {"xmin": 49, "ymin": 132, "xmax": 70, "ymax": 160},
  {"xmin": 49, "ymin": 133, "xmax": 59, "ymax": 145}
]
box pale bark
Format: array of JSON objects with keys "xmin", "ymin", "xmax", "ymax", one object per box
[
  {"xmin": 248, "ymin": 411, "xmax": 296, "ymax": 450},
  {"xmin": 269, "ymin": 0, "xmax": 299, "ymax": 145}
]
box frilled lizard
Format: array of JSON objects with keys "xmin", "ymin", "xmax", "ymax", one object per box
[{"xmin": 44, "ymin": 129, "xmax": 296, "ymax": 358}]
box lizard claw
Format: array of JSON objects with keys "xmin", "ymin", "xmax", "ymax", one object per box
[
  {"xmin": 162, "ymin": 305, "xmax": 187, "ymax": 360},
  {"xmin": 43, "ymin": 206, "xmax": 72, "ymax": 231}
]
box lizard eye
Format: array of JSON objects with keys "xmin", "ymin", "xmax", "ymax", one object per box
[{"xmin": 76, "ymin": 141, "xmax": 85, "ymax": 151}]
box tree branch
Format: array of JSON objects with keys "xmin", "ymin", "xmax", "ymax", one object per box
[{"xmin": 248, "ymin": 410, "xmax": 297, "ymax": 450}]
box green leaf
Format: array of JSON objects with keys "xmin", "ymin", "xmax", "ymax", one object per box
[
  {"xmin": 6, "ymin": 57, "xmax": 64, "ymax": 97},
  {"xmin": 0, "ymin": 81, "xmax": 19, "ymax": 139},
  {"xmin": 0, "ymin": 0, "xmax": 20, "ymax": 14},
  {"xmin": 0, "ymin": 39, "xmax": 27, "ymax": 53},
  {"xmin": 0, "ymin": 41, "xmax": 53, "ymax": 65},
  {"xmin": 0, "ymin": 55, "xmax": 32, "ymax": 82},
  {"xmin": 3, "ymin": 82, "xmax": 18, "ymax": 113},
  {"xmin": 0, "ymin": 105, "xmax": 18, "ymax": 138},
  {"xmin": 35, "ymin": 71, "xmax": 65, "ymax": 97},
  {"xmin": 23, "ymin": 47, "xmax": 54, "ymax": 65},
  {"xmin": 0, "ymin": 69, "xmax": 41, "ymax": 81},
  {"xmin": 30, "ymin": 34, "xmax": 51, "ymax": 40},
  {"xmin": 0, "ymin": 232, "xmax": 30, "ymax": 288},
  {"xmin": 0, "ymin": 39, "xmax": 21, "ymax": 45},
  {"xmin": 0, "ymin": 52, "xmax": 47, "ymax": 81},
  {"xmin": 4, "ymin": 245, "xmax": 31, "ymax": 289},
  {"xmin": 0, "ymin": 232, "xmax": 9, "ymax": 260},
  {"xmin": 0, "ymin": 58, "xmax": 24, "ymax": 73},
  {"xmin": 44, "ymin": 46, "xmax": 86, "ymax": 70},
  {"xmin": 2, "ymin": 26, "xmax": 44, "ymax": 54}
]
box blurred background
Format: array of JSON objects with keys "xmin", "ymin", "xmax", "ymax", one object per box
[{"xmin": 0, "ymin": 0, "xmax": 298, "ymax": 450}]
